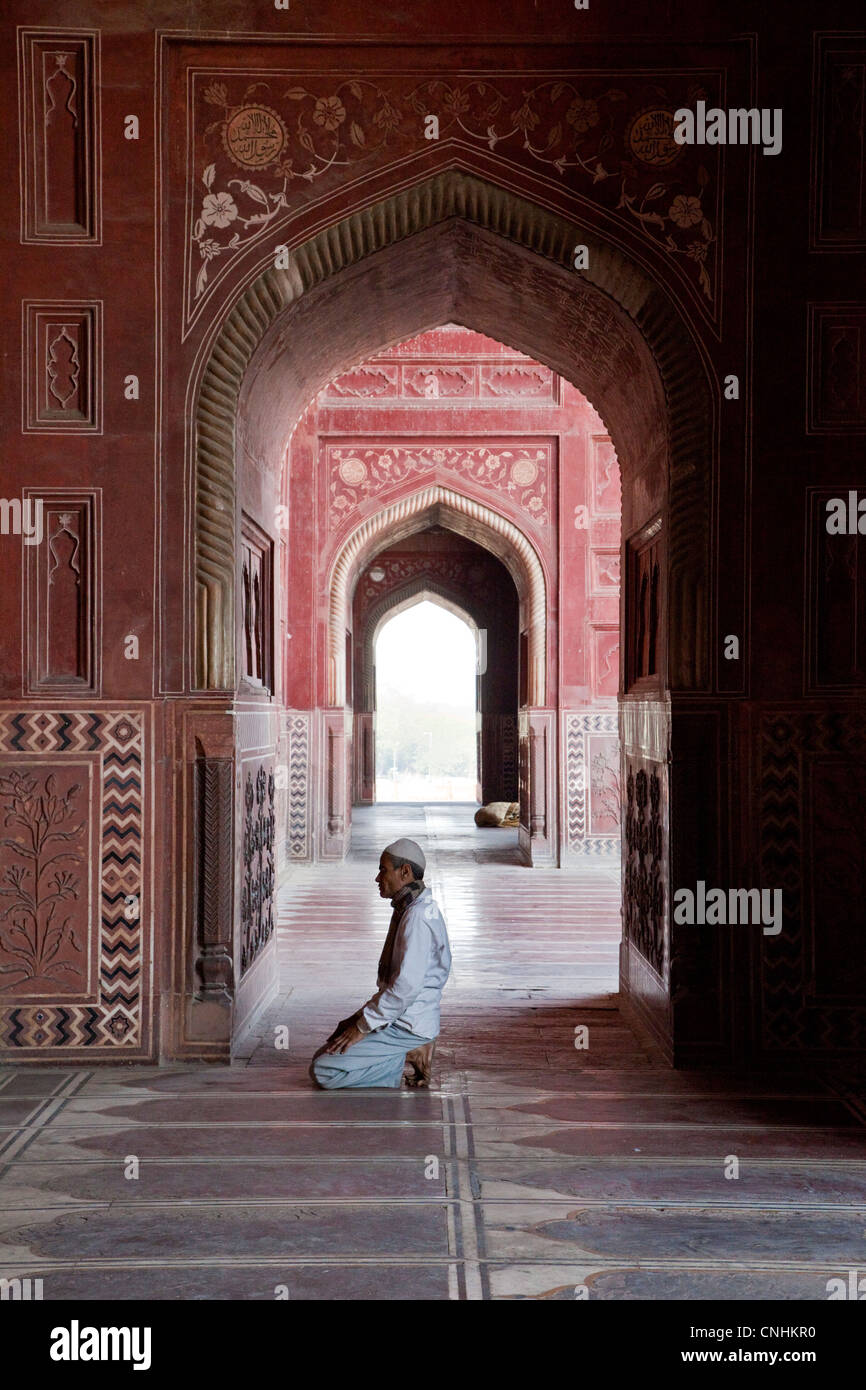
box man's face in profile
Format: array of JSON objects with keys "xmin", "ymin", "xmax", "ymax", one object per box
[{"xmin": 375, "ymin": 853, "xmax": 409, "ymax": 900}]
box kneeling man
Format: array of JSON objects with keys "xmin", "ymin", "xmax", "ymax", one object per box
[{"xmin": 310, "ymin": 838, "xmax": 451, "ymax": 1089}]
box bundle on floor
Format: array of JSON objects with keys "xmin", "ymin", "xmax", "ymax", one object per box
[{"xmin": 474, "ymin": 801, "xmax": 520, "ymax": 827}]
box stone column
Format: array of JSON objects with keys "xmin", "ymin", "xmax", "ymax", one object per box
[
  {"xmin": 353, "ymin": 710, "xmax": 374, "ymax": 804},
  {"xmin": 164, "ymin": 705, "xmax": 237, "ymax": 1060},
  {"xmin": 321, "ymin": 709, "xmax": 349, "ymax": 858},
  {"xmin": 518, "ymin": 708, "xmax": 558, "ymax": 866},
  {"xmin": 194, "ymin": 754, "xmax": 234, "ymax": 1004}
]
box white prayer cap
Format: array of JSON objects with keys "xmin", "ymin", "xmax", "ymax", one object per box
[{"xmin": 383, "ymin": 838, "xmax": 426, "ymax": 873}]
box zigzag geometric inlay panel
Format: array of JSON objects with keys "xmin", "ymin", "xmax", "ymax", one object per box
[
  {"xmin": 287, "ymin": 712, "xmax": 311, "ymax": 860},
  {"xmin": 0, "ymin": 710, "xmax": 147, "ymax": 1055},
  {"xmin": 563, "ymin": 711, "xmax": 620, "ymax": 857}
]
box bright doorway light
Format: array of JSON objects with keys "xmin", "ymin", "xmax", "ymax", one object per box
[{"xmin": 375, "ymin": 600, "xmax": 477, "ymax": 802}]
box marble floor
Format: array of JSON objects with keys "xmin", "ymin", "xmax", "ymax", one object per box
[{"xmin": 1, "ymin": 803, "xmax": 864, "ymax": 1300}]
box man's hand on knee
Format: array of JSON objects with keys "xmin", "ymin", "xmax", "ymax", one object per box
[
  {"xmin": 326, "ymin": 1012, "xmax": 360, "ymax": 1043},
  {"xmin": 323, "ymin": 1019, "xmax": 366, "ymax": 1054}
]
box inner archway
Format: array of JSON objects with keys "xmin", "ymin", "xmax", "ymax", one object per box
[
  {"xmin": 374, "ymin": 599, "xmax": 479, "ymax": 804},
  {"xmin": 196, "ymin": 171, "xmax": 711, "ymax": 694},
  {"xmin": 329, "ymin": 485, "xmax": 546, "ymax": 711},
  {"xmin": 352, "ymin": 522, "xmax": 521, "ymax": 809},
  {"xmin": 189, "ymin": 168, "xmax": 716, "ymax": 1065},
  {"xmin": 321, "ymin": 475, "xmax": 548, "ymax": 863}
]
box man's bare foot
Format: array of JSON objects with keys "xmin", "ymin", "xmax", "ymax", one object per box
[{"xmin": 404, "ymin": 1042, "xmax": 436, "ymax": 1088}]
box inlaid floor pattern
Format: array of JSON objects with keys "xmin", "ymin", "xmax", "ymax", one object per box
[{"xmin": 1, "ymin": 804, "xmax": 864, "ymax": 1299}]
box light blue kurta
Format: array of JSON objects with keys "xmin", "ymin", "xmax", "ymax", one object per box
[
  {"xmin": 310, "ymin": 884, "xmax": 452, "ymax": 1090},
  {"xmin": 359, "ymin": 885, "xmax": 452, "ymax": 1038}
]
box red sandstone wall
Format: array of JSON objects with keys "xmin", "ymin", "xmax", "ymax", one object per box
[
  {"xmin": 285, "ymin": 326, "xmax": 620, "ymax": 709},
  {"xmin": 1, "ymin": 0, "xmax": 863, "ymax": 1064},
  {"xmin": 282, "ymin": 326, "xmax": 621, "ymax": 851}
]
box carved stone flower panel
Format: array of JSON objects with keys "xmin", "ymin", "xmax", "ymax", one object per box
[
  {"xmin": 188, "ymin": 71, "xmax": 723, "ymax": 326},
  {"xmin": 562, "ymin": 711, "xmax": 621, "ymax": 857},
  {"xmin": 240, "ymin": 760, "xmax": 276, "ymax": 978},
  {"xmin": 0, "ymin": 710, "xmax": 147, "ymax": 1053},
  {"xmin": 327, "ymin": 442, "xmax": 553, "ymax": 531},
  {"xmin": 0, "ymin": 759, "xmax": 96, "ymax": 999},
  {"xmin": 624, "ymin": 757, "xmax": 667, "ymax": 979},
  {"xmin": 589, "ymin": 735, "xmax": 621, "ymax": 835}
]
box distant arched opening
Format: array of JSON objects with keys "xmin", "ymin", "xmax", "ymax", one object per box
[
  {"xmin": 349, "ymin": 524, "xmax": 521, "ymax": 810},
  {"xmin": 374, "ymin": 599, "xmax": 479, "ymax": 803}
]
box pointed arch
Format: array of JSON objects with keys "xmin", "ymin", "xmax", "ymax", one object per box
[
  {"xmin": 371, "ymin": 587, "xmax": 480, "ymax": 658},
  {"xmin": 364, "ymin": 583, "xmax": 483, "ymax": 713},
  {"xmin": 329, "ymin": 486, "xmax": 547, "ymax": 707},
  {"xmin": 194, "ymin": 168, "xmax": 712, "ymax": 692}
]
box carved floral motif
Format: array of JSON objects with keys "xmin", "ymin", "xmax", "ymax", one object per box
[
  {"xmin": 0, "ymin": 770, "xmax": 84, "ymax": 987},
  {"xmin": 624, "ymin": 763, "xmax": 665, "ymax": 976},
  {"xmin": 329, "ymin": 443, "xmax": 551, "ymax": 527},
  {"xmin": 190, "ymin": 74, "xmax": 719, "ymax": 313},
  {"xmin": 240, "ymin": 764, "xmax": 275, "ymax": 975},
  {"xmin": 591, "ymin": 748, "xmax": 621, "ymax": 831}
]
